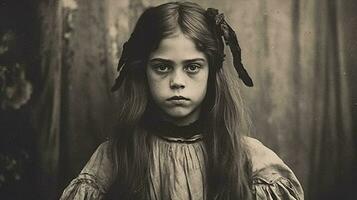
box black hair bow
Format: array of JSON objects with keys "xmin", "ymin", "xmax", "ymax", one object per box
[
  {"xmin": 206, "ymin": 8, "xmax": 253, "ymax": 87},
  {"xmin": 111, "ymin": 41, "xmax": 129, "ymax": 92}
]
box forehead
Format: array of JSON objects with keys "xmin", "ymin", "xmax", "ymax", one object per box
[{"xmin": 149, "ymin": 31, "xmax": 207, "ymax": 61}]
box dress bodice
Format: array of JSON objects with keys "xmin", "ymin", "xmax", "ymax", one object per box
[{"xmin": 60, "ymin": 134, "xmax": 304, "ymax": 200}]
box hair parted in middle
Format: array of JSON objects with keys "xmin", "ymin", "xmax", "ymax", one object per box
[{"xmin": 108, "ymin": 1, "xmax": 253, "ymax": 199}]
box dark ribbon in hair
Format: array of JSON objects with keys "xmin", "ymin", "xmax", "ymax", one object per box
[
  {"xmin": 111, "ymin": 41, "xmax": 129, "ymax": 92},
  {"xmin": 206, "ymin": 8, "xmax": 253, "ymax": 87}
]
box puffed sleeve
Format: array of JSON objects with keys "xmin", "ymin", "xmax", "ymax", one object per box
[
  {"xmin": 60, "ymin": 173, "xmax": 105, "ymax": 200},
  {"xmin": 60, "ymin": 141, "xmax": 117, "ymax": 200},
  {"xmin": 243, "ymin": 137, "xmax": 304, "ymax": 200}
]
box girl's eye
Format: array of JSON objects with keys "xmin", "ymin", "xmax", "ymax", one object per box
[
  {"xmin": 184, "ymin": 64, "xmax": 201, "ymax": 73},
  {"xmin": 153, "ymin": 65, "xmax": 171, "ymax": 73}
]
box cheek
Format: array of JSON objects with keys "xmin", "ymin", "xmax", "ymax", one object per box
[
  {"xmin": 146, "ymin": 71, "xmax": 165, "ymax": 99},
  {"xmin": 191, "ymin": 72, "xmax": 209, "ymax": 100},
  {"xmin": 192, "ymin": 80, "xmax": 207, "ymax": 94},
  {"xmin": 199, "ymin": 70, "xmax": 209, "ymax": 91},
  {"xmin": 199, "ymin": 80, "xmax": 208, "ymax": 99}
]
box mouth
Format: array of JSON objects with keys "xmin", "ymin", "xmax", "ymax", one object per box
[{"xmin": 166, "ymin": 96, "xmax": 190, "ymax": 101}]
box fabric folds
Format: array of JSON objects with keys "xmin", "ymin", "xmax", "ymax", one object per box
[{"xmin": 60, "ymin": 136, "xmax": 304, "ymax": 200}]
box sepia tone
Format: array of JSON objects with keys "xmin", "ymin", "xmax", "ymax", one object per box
[{"xmin": 0, "ymin": 0, "xmax": 356, "ymax": 199}]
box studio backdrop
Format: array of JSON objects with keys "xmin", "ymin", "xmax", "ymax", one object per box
[{"xmin": 7, "ymin": 0, "xmax": 356, "ymax": 199}]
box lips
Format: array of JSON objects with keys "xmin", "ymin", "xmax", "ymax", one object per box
[{"xmin": 166, "ymin": 96, "xmax": 190, "ymax": 101}]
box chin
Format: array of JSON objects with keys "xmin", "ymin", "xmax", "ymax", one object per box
[{"xmin": 165, "ymin": 107, "xmax": 194, "ymax": 119}]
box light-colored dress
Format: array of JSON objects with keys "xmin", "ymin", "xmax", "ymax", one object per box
[{"xmin": 60, "ymin": 136, "xmax": 304, "ymax": 200}]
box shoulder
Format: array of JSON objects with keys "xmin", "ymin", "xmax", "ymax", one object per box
[
  {"xmin": 80, "ymin": 140, "xmax": 116, "ymax": 186},
  {"xmin": 242, "ymin": 136, "xmax": 304, "ymax": 200},
  {"xmin": 60, "ymin": 141, "xmax": 116, "ymax": 200},
  {"xmin": 243, "ymin": 136, "xmax": 286, "ymax": 174}
]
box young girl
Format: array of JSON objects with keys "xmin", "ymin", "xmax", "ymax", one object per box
[{"xmin": 60, "ymin": 2, "xmax": 304, "ymax": 200}]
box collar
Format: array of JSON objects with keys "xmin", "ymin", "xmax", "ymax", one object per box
[{"xmin": 143, "ymin": 116, "xmax": 204, "ymax": 141}]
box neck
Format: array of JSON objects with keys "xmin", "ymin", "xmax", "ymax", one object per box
[
  {"xmin": 144, "ymin": 114, "xmax": 204, "ymax": 139},
  {"xmin": 159, "ymin": 108, "xmax": 201, "ymax": 126}
]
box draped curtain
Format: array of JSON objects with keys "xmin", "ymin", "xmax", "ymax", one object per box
[{"xmin": 33, "ymin": 0, "xmax": 356, "ymax": 199}]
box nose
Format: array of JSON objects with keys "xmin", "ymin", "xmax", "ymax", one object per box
[{"xmin": 169, "ymin": 70, "xmax": 185, "ymax": 90}]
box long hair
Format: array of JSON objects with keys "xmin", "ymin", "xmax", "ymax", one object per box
[{"xmin": 107, "ymin": 2, "xmax": 252, "ymax": 199}]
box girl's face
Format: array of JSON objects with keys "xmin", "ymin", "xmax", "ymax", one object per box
[{"xmin": 146, "ymin": 31, "xmax": 209, "ymax": 126}]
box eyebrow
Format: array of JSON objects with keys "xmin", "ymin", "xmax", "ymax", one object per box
[{"xmin": 149, "ymin": 58, "xmax": 206, "ymax": 65}]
